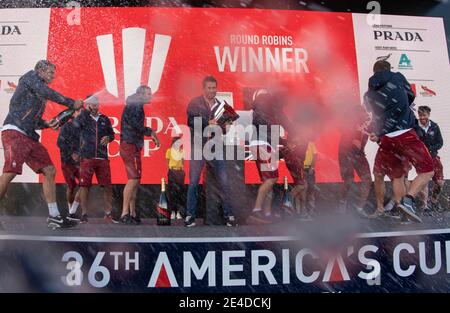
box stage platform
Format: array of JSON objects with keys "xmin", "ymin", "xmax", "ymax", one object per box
[
  {"xmin": 0, "ymin": 214, "xmax": 449, "ymax": 239},
  {"xmin": 1, "ymin": 214, "xmax": 450, "ymax": 292}
]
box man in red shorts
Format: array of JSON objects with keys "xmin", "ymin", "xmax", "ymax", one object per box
[
  {"xmin": 73, "ymin": 95, "xmax": 117, "ymax": 223},
  {"xmin": 365, "ymin": 60, "xmax": 434, "ymax": 223},
  {"xmin": 415, "ymin": 106, "xmax": 444, "ymax": 213},
  {"xmin": 280, "ymin": 139, "xmax": 308, "ymax": 218},
  {"xmin": 119, "ymin": 86, "xmax": 159, "ymax": 224},
  {"xmin": 0, "ymin": 60, "xmax": 83, "ymax": 228},
  {"xmin": 370, "ymin": 142, "xmax": 412, "ymax": 219},
  {"xmin": 247, "ymin": 87, "xmax": 308, "ymax": 223},
  {"xmin": 247, "ymin": 88, "xmax": 284, "ymax": 224},
  {"xmin": 57, "ymin": 109, "xmax": 82, "ymax": 221}
]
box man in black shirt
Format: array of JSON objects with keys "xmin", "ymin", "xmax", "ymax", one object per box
[
  {"xmin": 119, "ymin": 86, "xmax": 159, "ymax": 224},
  {"xmin": 415, "ymin": 106, "xmax": 444, "ymax": 212},
  {"xmin": 57, "ymin": 109, "xmax": 82, "ymax": 221},
  {"xmin": 73, "ymin": 96, "xmax": 116, "ymax": 223},
  {"xmin": 185, "ymin": 76, "xmax": 236, "ymax": 227},
  {"xmin": 365, "ymin": 60, "xmax": 434, "ymax": 223}
]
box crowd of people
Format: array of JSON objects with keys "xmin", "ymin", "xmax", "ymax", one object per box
[
  {"xmin": 247, "ymin": 59, "xmax": 444, "ymax": 225},
  {"xmin": 0, "ymin": 59, "xmax": 445, "ymax": 228}
]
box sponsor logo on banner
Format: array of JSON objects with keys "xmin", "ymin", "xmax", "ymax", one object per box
[
  {"xmin": 0, "ymin": 25, "xmax": 22, "ymax": 36},
  {"xmin": 96, "ymin": 27, "xmax": 171, "ymax": 98},
  {"xmin": 419, "ymin": 85, "xmax": 436, "ymax": 97},
  {"xmin": 373, "ymin": 29, "xmax": 424, "ymax": 42},
  {"xmin": 376, "ymin": 53, "xmax": 392, "ymax": 61},
  {"xmin": 410, "ymin": 83, "xmax": 417, "ymax": 96},
  {"xmin": 398, "ymin": 53, "xmax": 413, "ymax": 70},
  {"xmin": 94, "ymin": 28, "xmax": 172, "ymax": 156},
  {"xmin": 4, "ymin": 81, "xmax": 17, "ymax": 94}
]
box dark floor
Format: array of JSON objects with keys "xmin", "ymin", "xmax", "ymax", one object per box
[{"xmin": 0, "ymin": 212, "xmax": 449, "ymax": 239}]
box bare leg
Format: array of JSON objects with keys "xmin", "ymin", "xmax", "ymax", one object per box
[
  {"xmin": 0, "ymin": 172, "xmax": 16, "ymax": 201},
  {"xmin": 122, "ymin": 179, "xmax": 139, "ymax": 217},
  {"xmin": 404, "ymin": 177, "xmax": 411, "ymax": 191},
  {"xmin": 66, "ymin": 188, "xmax": 76, "ymax": 206},
  {"xmin": 130, "ymin": 183, "xmax": 139, "ymax": 217},
  {"xmin": 374, "ymin": 174, "xmax": 385, "ymax": 212},
  {"xmin": 263, "ymin": 189, "xmax": 274, "ymax": 216},
  {"xmin": 41, "ymin": 165, "xmax": 57, "ymax": 204},
  {"xmin": 393, "ymin": 175, "xmax": 407, "ymax": 204},
  {"xmin": 74, "ymin": 188, "xmax": 81, "ymax": 203},
  {"xmin": 79, "ymin": 187, "xmax": 89, "ymax": 215},
  {"xmin": 406, "ymin": 171, "xmax": 434, "ymax": 197},
  {"xmin": 254, "ymin": 178, "xmax": 277, "ymax": 213},
  {"xmin": 68, "ymin": 188, "xmax": 82, "ymax": 214},
  {"xmin": 103, "ymin": 186, "xmax": 113, "ymax": 214}
]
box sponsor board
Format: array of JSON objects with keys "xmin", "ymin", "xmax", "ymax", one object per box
[
  {"xmin": 0, "ymin": 9, "xmax": 51, "ymax": 183},
  {"xmin": 0, "ymin": 8, "xmax": 448, "ymax": 184},
  {"xmin": 352, "ymin": 13, "xmax": 450, "ymax": 181},
  {"xmin": 1, "ymin": 230, "xmax": 450, "ymax": 292}
]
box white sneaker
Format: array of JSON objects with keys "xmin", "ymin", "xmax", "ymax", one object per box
[
  {"xmin": 226, "ymin": 215, "xmax": 238, "ymax": 227},
  {"xmin": 184, "ymin": 216, "xmax": 196, "ymax": 227},
  {"xmin": 176, "ymin": 212, "xmax": 183, "ymax": 220},
  {"xmin": 170, "ymin": 211, "xmax": 176, "ymax": 220}
]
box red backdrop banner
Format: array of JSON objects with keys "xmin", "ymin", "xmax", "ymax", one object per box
[{"xmin": 41, "ymin": 7, "xmax": 361, "ymax": 184}]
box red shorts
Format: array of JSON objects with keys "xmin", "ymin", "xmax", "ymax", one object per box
[
  {"xmin": 79, "ymin": 158, "xmax": 111, "ymax": 187},
  {"xmin": 281, "ymin": 145, "xmax": 306, "ymax": 185},
  {"xmin": 1, "ymin": 130, "xmax": 53, "ymax": 174},
  {"xmin": 432, "ymin": 156, "xmax": 444, "ymax": 182},
  {"xmin": 252, "ymin": 143, "xmax": 279, "ymax": 181},
  {"xmin": 119, "ymin": 142, "xmax": 142, "ymax": 179},
  {"xmin": 374, "ymin": 129, "xmax": 434, "ymax": 179},
  {"xmin": 373, "ymin": 147, "xmax": 411, "ymax": 179},
  {"xmin": 61, "ymin": 162, "xmax": 80, "ymax": 190}
]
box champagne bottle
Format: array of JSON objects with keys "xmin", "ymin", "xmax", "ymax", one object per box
[
  {"xmin": 45, "ymin": 108, "xmax": 75, "ymax": 128},
  {"xmin": 281, "ymin": 176, "xmax": 295, "ymax": 216},
  {"xmin": 156, "ymin": 178, "xmax": 171, "ymax": 226}
]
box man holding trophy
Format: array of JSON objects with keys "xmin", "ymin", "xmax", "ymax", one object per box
[
  {"xmin": 185, "ymin": 76, "xmax": 239, "ymax": 227},
  {"xmin": 0, "ymin": 60, "xmax": 84, "ymax": 228}
]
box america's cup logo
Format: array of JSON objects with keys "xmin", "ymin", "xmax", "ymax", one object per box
[{"xmin": 96, "ymin": 27, "xmax": 171, "ymax": 98}]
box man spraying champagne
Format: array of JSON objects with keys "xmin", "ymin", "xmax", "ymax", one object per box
[{"xmin": 0, "ymin": 60, "xmax": 83, "ymax": 228}]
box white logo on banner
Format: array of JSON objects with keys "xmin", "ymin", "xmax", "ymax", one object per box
[{"xmin": 96, "ymin": 28, "xmax": 171, "ymax": 98}]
